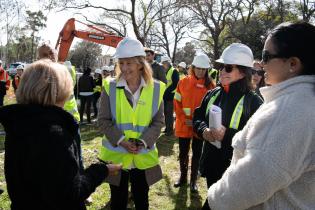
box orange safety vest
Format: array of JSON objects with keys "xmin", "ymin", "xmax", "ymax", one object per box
[
  {"xmin": 174, "ymin": 75, "xmax": 215, "ymax": 138},
  {"xmin": 0, "ymin": 68, "xmax": 10, "ymax": 91}
]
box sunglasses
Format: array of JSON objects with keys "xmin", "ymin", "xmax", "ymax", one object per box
[
  {"xmin": 261, "ymin": 50, "xmax": 286, "ymax": 63},
  {"xmin": 218, "ymin": 64, "xmax": 236, "ymax": 73},
  {"xmin": 252, "ymin": 69, "xmax": 264, "ymax": 76}
]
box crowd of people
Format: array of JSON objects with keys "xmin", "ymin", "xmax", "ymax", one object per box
[{"xmin": 0, "ymin": 21, "xmax": 314, "ymax": 210}]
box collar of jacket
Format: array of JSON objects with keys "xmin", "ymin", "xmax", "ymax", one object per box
[
  {"xmin": 220, "ymin": 77, "xmax": 248, "ymax": 95},
  {"xmin": 0, "ymin": 104, "xmax": 78, "ymax": 137}
]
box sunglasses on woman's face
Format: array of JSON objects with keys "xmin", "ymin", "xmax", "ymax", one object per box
[
  {"xmin": 252, "ymin": 69, "xmax": 264, "ymax": 76},
  {"xmin": 261, "ymin": 50, "xmax": 286, "ymax": 63},
  {"xmin": 218, "ymin": 64, "xmax": 236, "ymax": 73}
]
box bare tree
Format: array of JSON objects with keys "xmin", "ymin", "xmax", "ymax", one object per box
[
  {"xmin": 179, "ymin": 0, "xmax": 241, "ymax": 60},
  {"xmin": 147, "ymin": 0, "xmax": 194, "ymax": 62},
  {"xmin": 43, "ymin": 0, "xmax": 175, "ymax": 44},
  {"xmin": 297, "ymin": 0, "xmax": 315, "ymax": 22},
  {"xmin": 0, "ymin": 0, "xmax": 25, "ymax": 64}
]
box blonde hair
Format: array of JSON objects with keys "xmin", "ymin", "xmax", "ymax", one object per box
[
  {"xmin": 116, "ymin": 56, "xmax": 153, "ymax": 84},
  {"xmin": 37, "ymin": 43, "xmax": 58, "ymax": 62},
  {"xmin": 16, "ymin": 59, "xmax": 73, "ymax": 106}
]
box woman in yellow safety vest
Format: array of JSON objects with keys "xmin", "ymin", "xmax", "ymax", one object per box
[
  {"xmin": 98, "ymin": 37, "xmax": 165, "ymax": 210},
  {"xmin": 192, "ymin": 43, "xmax": 263, "ymax": 210}
]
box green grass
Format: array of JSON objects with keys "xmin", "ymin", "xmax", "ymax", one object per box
[{"xmin": 0, "ymin": 91, "xmax": 207, "ymax": 210}]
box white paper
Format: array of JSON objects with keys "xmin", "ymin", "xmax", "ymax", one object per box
[{"xmin": 208, "ymin": 105, "xmax": 222, "ymax": 149}]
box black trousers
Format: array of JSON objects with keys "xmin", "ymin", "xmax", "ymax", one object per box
[
  {"xmin": 0, "ymin": 94, "xmax": 4, "ymax": 106},
  {"xmin": 110, "ymin": 169, "xmax": 149, "ymax": 210},
  {"xmin": 92, "ymin": 92, "xmax": 100, "ymax": 117},
  {"xmin": 178, "ymin": 137, "xmax": 203, "ymax": 179},
  {"xmin": 79, "ymin": 95, "xmax": 93, "ymax": 123},
  {"xmin": 164, "ymin": 100, "xmax": 174, "ymax": 134}
]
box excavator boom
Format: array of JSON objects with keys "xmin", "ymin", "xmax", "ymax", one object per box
[{"xmin": 55, "ymin": 18, "xmax": 123, "ymax": 62}]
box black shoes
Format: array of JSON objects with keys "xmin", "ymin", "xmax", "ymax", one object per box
[{"xmin": 174, "ymin": 177, "xmax": 187, "ymax": 188}]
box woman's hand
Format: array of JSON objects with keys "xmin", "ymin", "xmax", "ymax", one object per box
[
  {"xmin": 202, "ymin": 128, "xmax": 215, "ymax": 142},
  {"xmin": 211, "ymin": 126, "xmax": 226, "ymax": 141},
  {"xmin": 106, "ymin": 163, "xmax": 122, "ymax": 176},
  {"xmin": 202, "ymin": 126, "xmax": 226, "ymax": 142},
  {"xmin": 120, "ymin": 141, "xmax": 139, "ymax": 154}
]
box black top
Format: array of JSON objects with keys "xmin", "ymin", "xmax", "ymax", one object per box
[
  {"xmin": 193, "ymin": 78, "xmax": 263, "ymax": 182},
  {"xmin": 0, "ymin": 104, "xmax": 108, "ymax": 210},
  {"xmin": 78, "ymin": 74, "xmax": 95, "ymax": 92},
  {"xmin": 151, "ymin": 61, "xmax": 167, "ymax": 84}
]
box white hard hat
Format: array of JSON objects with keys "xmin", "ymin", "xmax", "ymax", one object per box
[
  {"xmin": 216, "ymin": 43, "xmax": 253, "ymax": 68},
  {"xmin": 109, "ymin": 65, "xmax": 115, "ymax": 72},
  {"xmin": 178, "ymin": 62, "xmax": 186, "ymax": 68},
  {"xmin": 0, "ymin": 60, "xmax": 2, "ymax": 63},
  {"xmin": 160, "ymin": 55, "xmax": 172, "ymax": 63},
  {"xmin": 16, "ymin": 65, "xmax": 24, "ymax": 70},
  {"xmin": 64, "ymin": 61, "xmax": 72, "ymax": 67},
  {"xmin": 101, "ymin": 65, "xmax": 109, "ymax": 71},
  {"xmin": 95, "ymin": 68, "xmax": 102, "ymax": 74},
  {"xmin": 64, "ymin": 61, "xmax": 72, "ymax": 70},
  {"xmin": 192, "ymin": 53, "xmax": 211, "ymax": 69},
  {"xmin": 114, "ymin": 37, "xmax": 146, "ymax": 58}
]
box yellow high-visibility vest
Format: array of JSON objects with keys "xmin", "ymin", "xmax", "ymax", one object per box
[
  {"xmin": 206, "ymin": 90, "xmax": 244, "ymax": 129},
  {"xmin": 63, "ymin": 64, "xmax": 80, "ymax": 122},
  {"xmin": 99, "ymin": 78, "xmax": 165, "ymax": 169},
  {"xmin": 166, "ymin": 66, "xmax": 175, "ymax": 93}
]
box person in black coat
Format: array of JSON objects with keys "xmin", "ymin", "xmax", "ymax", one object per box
[
  {"xmin": 0, "ymin": 59, "xmax": 121, "ymax": 210},
  {"xmin": 78, "ymin": 67, "xmax": 95, "ymax": 124},
  {"xmin": 193, "ymin": 43, "xmax": 263, "ymax": 210}
]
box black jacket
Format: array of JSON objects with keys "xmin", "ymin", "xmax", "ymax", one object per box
[
  {"xmin": 78, "ymin": 74, "xmax": 95, "ymax": 92},
  {"xmin": 151, "ymin": 61, "xmax": 167, "ymax": 84},
  {"xmin": 0, "ymin": 104, "xmax": 108, "ymax": 210},
  {"xmin": 193, "ymin": 79, "xmax": 263, "ymax": 184}
]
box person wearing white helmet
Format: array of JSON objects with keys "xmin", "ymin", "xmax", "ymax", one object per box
[
  {"xmin": 204, "ymin": 21, "xmax": 315, "ymax": 210},
  {"xmin": 177, "ymin": 61, "xmax": 187, "ymax": 79},
  {"xmin": 160, "ymin": 55, "xmax": 179, "ymax": 136},
  {"xmin": 92, "ymin": 68, "xmax": 103, "ymax": 119},
  {"xmin": 193, "ymin": 43, "xmax": 263, "ymax": 210},
  {"xmin": 173, "ymin": 53, "xmax": 216, "ymax": 193},
  {"xmin": 98, "ymin": 37, "xmax": 166, "ymax": 210},
  {"xmin": 144, "ymin": 47, "xmax": 167, "ymax": 84},
  {"xmin": 0, "ymin": 59, "xmax": 10, "ymax": 107},
  {"xmin": 12, "ymin": 64, "xmax": 24, "ymax": 93}
]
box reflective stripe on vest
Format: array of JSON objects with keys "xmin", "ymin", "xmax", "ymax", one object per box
[
  {"xmin": 166, "ymin": 66, "xmax": 175, "ymax": 93},
  {"xmin": 174, "ymin": 91, "xmax": 181, "ymax": 102},
  {"xmin": 183, "ymin": 107, "xmax": 191, "ymax": 116},
  {"xmin": 206, "ymin": 90, "xmax": 244, "ymax": 130},
  {"xmin": 99, "ymin": 79, "xmax": 165, "ymax": 169}
]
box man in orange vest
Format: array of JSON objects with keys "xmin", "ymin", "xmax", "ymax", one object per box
[
  {"xmin": 12, "ymin": 65, "xmax": 24, "ymax": 93},
  {"xmin": 0, "ymin": 60, "xmax": 10, "ymax": 107}
]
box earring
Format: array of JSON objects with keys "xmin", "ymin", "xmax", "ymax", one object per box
[{"xmin": 289, "ymin": 68, "xmax": 294, "ymax": 73}]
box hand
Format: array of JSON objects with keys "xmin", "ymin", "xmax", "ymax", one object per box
[
  {"xmin": 107, "ymin": 163, "xmax": 122, "ymax": 176},
  {"xmin": 185, "ymin": 119, "xmax": 192, "ymax": 126},
  {"xmin": 210, "ymin": 126, "xmax": 226, "ymax": 141},
  {"xmin": 120, "ymin": 141, "xmax": 139, "ymax": 154},
  {"xmin": 202, "ymin": 128, "xmax": 214, "ymax": 142}
]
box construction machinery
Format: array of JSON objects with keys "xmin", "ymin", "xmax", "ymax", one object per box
[{"xmin": 55, "ymin": 18, "xmax": 123, "ymax": 62}]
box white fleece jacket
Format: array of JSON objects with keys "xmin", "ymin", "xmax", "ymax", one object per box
[{"xmin": 207, "ymin": 75, "xmax": 315, "ymax": 210}]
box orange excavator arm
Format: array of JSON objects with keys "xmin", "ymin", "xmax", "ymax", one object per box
[{"xmin": 55, "ymin": 18, "xmax": 123, "ymax": 62}]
